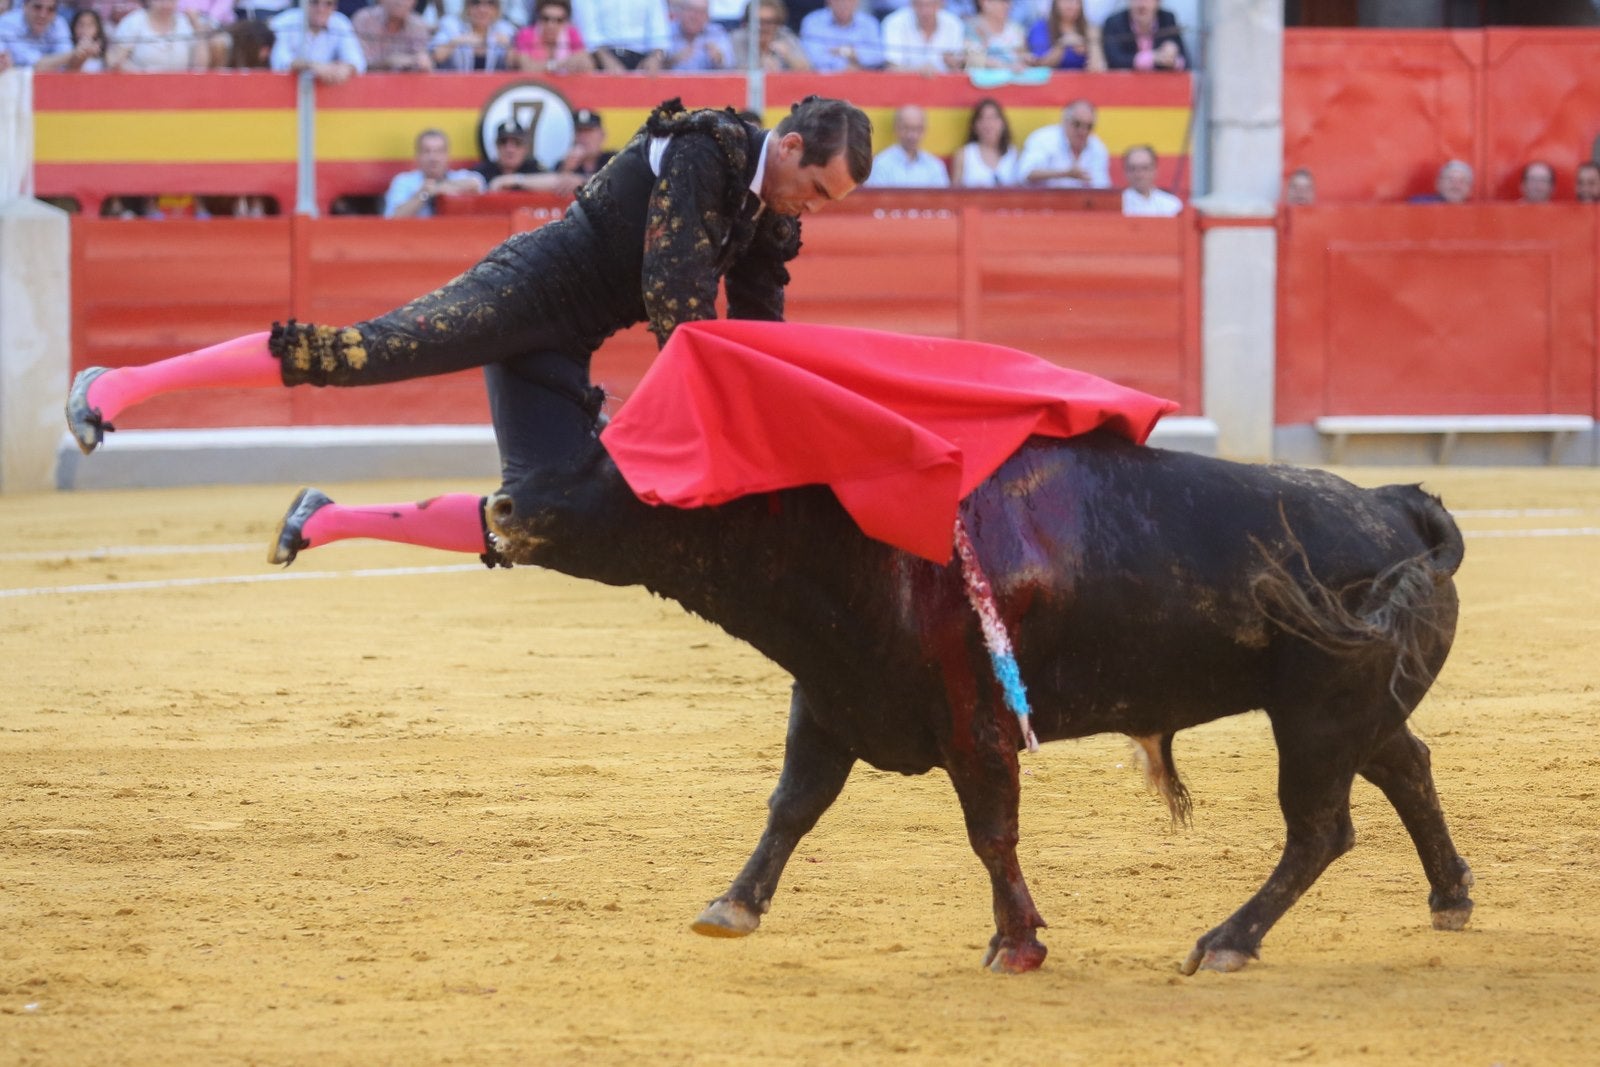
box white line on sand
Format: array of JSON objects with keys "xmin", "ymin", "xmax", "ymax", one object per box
[{"xmin": 0, "ymin": 564, "xmax": 484, "ymax": 599}]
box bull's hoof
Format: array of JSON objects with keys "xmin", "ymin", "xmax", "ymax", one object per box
[
  {"xmin": 982, "ymin": 935, "xmax": 1047, "ymax": 974},
  {"xmin": 1431, "ymin": 900, "xmax": 1474, "ymax": 931},
  {"xmin": 1180, "ymin": 945, "xmax": 1254, "ymax": 975},
  {"xmin": 1429, "ymin": 865, "xmax": 1475, "ymax": 930},
  {"xmin": 690, "ymin": 898, "xmax": 761, "ymax": 938}
]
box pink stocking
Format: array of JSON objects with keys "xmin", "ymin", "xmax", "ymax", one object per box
[
  {"xmin": 301, "ymin": 494, "xmax": 487, "ymax": 555},
  {"xmin": 87, "ymin": 332, "xmax": 281, "ymax": 425}
]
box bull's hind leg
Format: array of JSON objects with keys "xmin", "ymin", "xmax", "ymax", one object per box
[
  {"xmin": 1359, "ymin": 726, "xmax": 1474, "ymax": 930},
  {"xmin": 1181, "ymin": 729, "xmax": 1358, "ymax": 975},
  {"xmin": 692, "ymin": 686, "xmax": 854, "ymax": 938}
]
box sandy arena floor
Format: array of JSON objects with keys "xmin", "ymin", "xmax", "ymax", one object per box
[{"xmin": 2, "ymin": 465, "xmax": 1599, "ymax": 1066}]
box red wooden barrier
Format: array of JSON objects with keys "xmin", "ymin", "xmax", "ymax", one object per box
[
  {"xmin": 71, "ymin": 209, "xmax": 1203, "ymax": 430},
  {"xmin": 1276, "ymin": 203, "xmax": 1598, "ymax": 423}
]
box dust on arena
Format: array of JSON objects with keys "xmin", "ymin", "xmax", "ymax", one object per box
[{"xmin": 3, "ymin": 466, "xmax": 1599, "ymax": 1065}]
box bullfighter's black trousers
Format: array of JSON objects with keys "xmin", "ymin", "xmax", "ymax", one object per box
[{"xmin": 268, "ymin": 206, "xmax": 625, "ymax": 480}]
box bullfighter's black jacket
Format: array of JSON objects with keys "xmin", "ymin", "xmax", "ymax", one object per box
[{"xmin": 269, "ymin": 99, "xmax": 803, "ymax": 389}]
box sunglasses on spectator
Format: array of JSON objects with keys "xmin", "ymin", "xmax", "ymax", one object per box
[
  {"xmin": 1068, "ymin": 119, "xmax": 1095, "ymax": 130},
  {"xmin": 538, "ymin": 11, "xmax": 567, "ymax": 20},
  {"xmin": 27, "ymin": 1, "xmax": 59, "ymax": 10}
]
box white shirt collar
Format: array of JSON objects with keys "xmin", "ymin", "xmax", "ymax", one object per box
[{"xmin": 750, "ymin": 130, "xmax": 771, "ymax": 207}]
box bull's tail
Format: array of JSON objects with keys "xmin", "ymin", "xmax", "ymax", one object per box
[{"xmin": 1251, "ymin": 488, "xmax": 1463, "ymax": 712}]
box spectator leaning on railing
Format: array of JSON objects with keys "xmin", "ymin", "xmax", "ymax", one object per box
[
  {"xmin": 474, "ymin": 120, "xmax": 586, "ymax": 195},
  {"xmin": 384, "ymin": 128, "xmax": 486, "ymax": 218},
  {"xmin": 728, "ymin": 0, "xmax": 810, "ymax": 71},
  {"xmin": 1120, "ymin": 143, "xmax": 1181, "ymax": 216},
  {"xmin": 865, "ymin": 104, "xmax": 950, "ymax": 188},
  {"xmin": 66, "ymin": 7, "xmax": 107, "ymax": 70},
  {"xmin": 666, "ymin": 0, "xmax": 731, "ymax": 71},
  {"xmin": 430, "ymin": 0, "xmax": 516, "ymax": 70},
  {"xmin": 109, "ymin": 0, "xmax": 209, "ymax": 71},
  {"xmin": 963, "ymin": 0, "xmax": 1025, "ymax": 72},
  {"xmin": 1102, "ymin": 0, "xmax": 1185, "ymax": 71},
  {"xmin": 880, "ymin": 0, "xmax": 962, "ymax": 72},
  {"xmin": 949, "ymin": 97, "xmax": 1020, "ymax": 187},
  {"xmin": 0, "ymin": 0, "xmax": 75, "ymax": 70},
  {"xmin": 1018, "ymin": 99, "xmax": 1109, "ymax": 189},
  {"xmin": 798, "ymin": 0, "xmax": 881, "ymax": 72},
  {"xmin": 1026, "ymin": 0, "xmax": 1103, "ymax": 71},
  {"xmin": 515, "ymin": 0, "xmax": 594, "ymax": 72},
  {"xmin": 269, "ymin": 0, "xmax": 364, "ymax": 82},
  {"xmin": 576, "ymin": 0, "xmax": 671, "ymax": 71},
  {"xmin": 353, "ymin": 0, "xmax": 433, "ymax": 71}
]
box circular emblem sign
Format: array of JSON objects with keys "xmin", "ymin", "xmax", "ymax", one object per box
[{"xmin": 479, "ymin": 82, "xmax": 577, "ymax": 171}]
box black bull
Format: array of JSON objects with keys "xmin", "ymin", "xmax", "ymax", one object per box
[{"xmin": 486, "ymin": 429, "xmax": 1474, "ymax": 974}]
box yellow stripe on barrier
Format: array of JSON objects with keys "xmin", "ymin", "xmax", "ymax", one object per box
[
  {"xmin": 37, "ymin": 110, "xmax": 299, "ymax": 163},
  {"xmin": 37, "ymin": 104, "xmax": 1191, "ymax": 166}
]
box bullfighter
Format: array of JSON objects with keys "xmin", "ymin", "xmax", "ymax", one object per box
[{"xmin": 66, "ymin": 96, "xmax": 873, "ymax": 565}]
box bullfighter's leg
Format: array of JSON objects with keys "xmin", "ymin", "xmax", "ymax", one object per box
[
  {"xmin": 1358, "ymin": 726, "xmax": 1474, "ymax": 930},
  {"xmin": 692, "ymin": 686, "xmax": 855, "ymax": 939},
  {"xmin": 267, "ymin": 489, "xmax": 490, "ymax": 567},
  {"xmin": 266, "ymin": 359, "xmax": 600, "ymax": 567},
  {"xmin": 941, "ymin": 717, "xmax": 1048, "ymax": 974},
  {"xmin": 68, "ymin": 224, "xmax": 600, "ymax": 454},
  {"xmin": 66, "ymin": 333, "xmax": 280, "ymax": 454},
  {"xmin": 1181, "ymin": 728, "xmax": 1358, "ymax": 975}
]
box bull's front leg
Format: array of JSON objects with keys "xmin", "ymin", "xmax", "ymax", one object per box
[
  {"xmin": 692, "ymin": 684, "xmax": 854, "ymax": 939},
  {"xmin": 942, "ymin": 707, "xmax": 1048, "ymax": 974}
]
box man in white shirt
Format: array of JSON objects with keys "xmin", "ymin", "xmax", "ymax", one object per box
[
  {"xmin": 269, "ymin": 0, "xmax": 366, "ymax": 83},
  {"xmin": 880, "ymin": 0, "xmax": 962, "ymax": 72},
  {"xmin": 1018, "ymin": 100, "xmax": 1110, "ymax": 190},
  {"xmin": 1120, "ymin": 144, "xmax": 1182, "ymax": 216},
  {"xmin": 384, "ymin": 129, "xmax": 487, "ymax": 218},
  {"xmin": 576, "ymin": 0, "xmax": 672, "ymax": 70},
  {"xmin": 865, "ymin": 105, "xmax": 950, "ymax": 188}
]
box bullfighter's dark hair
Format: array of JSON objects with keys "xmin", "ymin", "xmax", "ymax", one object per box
[{"xmin": 775, "ymin": 96, "xmax": 873, "ymax": 185}]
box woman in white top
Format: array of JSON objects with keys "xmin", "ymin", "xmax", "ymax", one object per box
[
  {"xmin": 108, "ymin": 0, "xmax": 208, "ymax": 71},
  {"xmin": 67, "ymin": 9, "xmax": 108, "ymax": 72},
  {"xmin": 950, "ymin": 98, "xmax": 1021, "ymax": 188}
]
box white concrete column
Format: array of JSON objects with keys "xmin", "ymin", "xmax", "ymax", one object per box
[
  {"xmin": 0, "ymin": 198, "xmax": 71, "ymax": 493},
  {"xmin": 1194, "ymin": 0, "xmax": 1282, "ymax": 461}
]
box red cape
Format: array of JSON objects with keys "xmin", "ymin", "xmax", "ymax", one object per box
[{"xmin": 601, "ymin": 321, "xmax": 1178, "ymax": 563}]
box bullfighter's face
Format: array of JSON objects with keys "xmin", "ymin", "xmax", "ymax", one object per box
[{"xmin": 760, "ymin": 131, "xmax": 859, "ymax": 217}]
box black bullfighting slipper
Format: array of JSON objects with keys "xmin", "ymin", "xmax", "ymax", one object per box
[
  {"xmin": 269, "ymin": 487, "xmax": 333, "ymax": 567},
  {"xmin": 65, "ymin": 366, "xmax": 113, "ymax": 455}
]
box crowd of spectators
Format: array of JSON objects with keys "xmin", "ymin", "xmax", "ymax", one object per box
[
  {"xmin": 1, "ymin": 0, "xmax": 1202, "ymax": 75},
  {"xmin": 13, "ymin": 0, "xmax": 1597, "ymax": 215}
]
